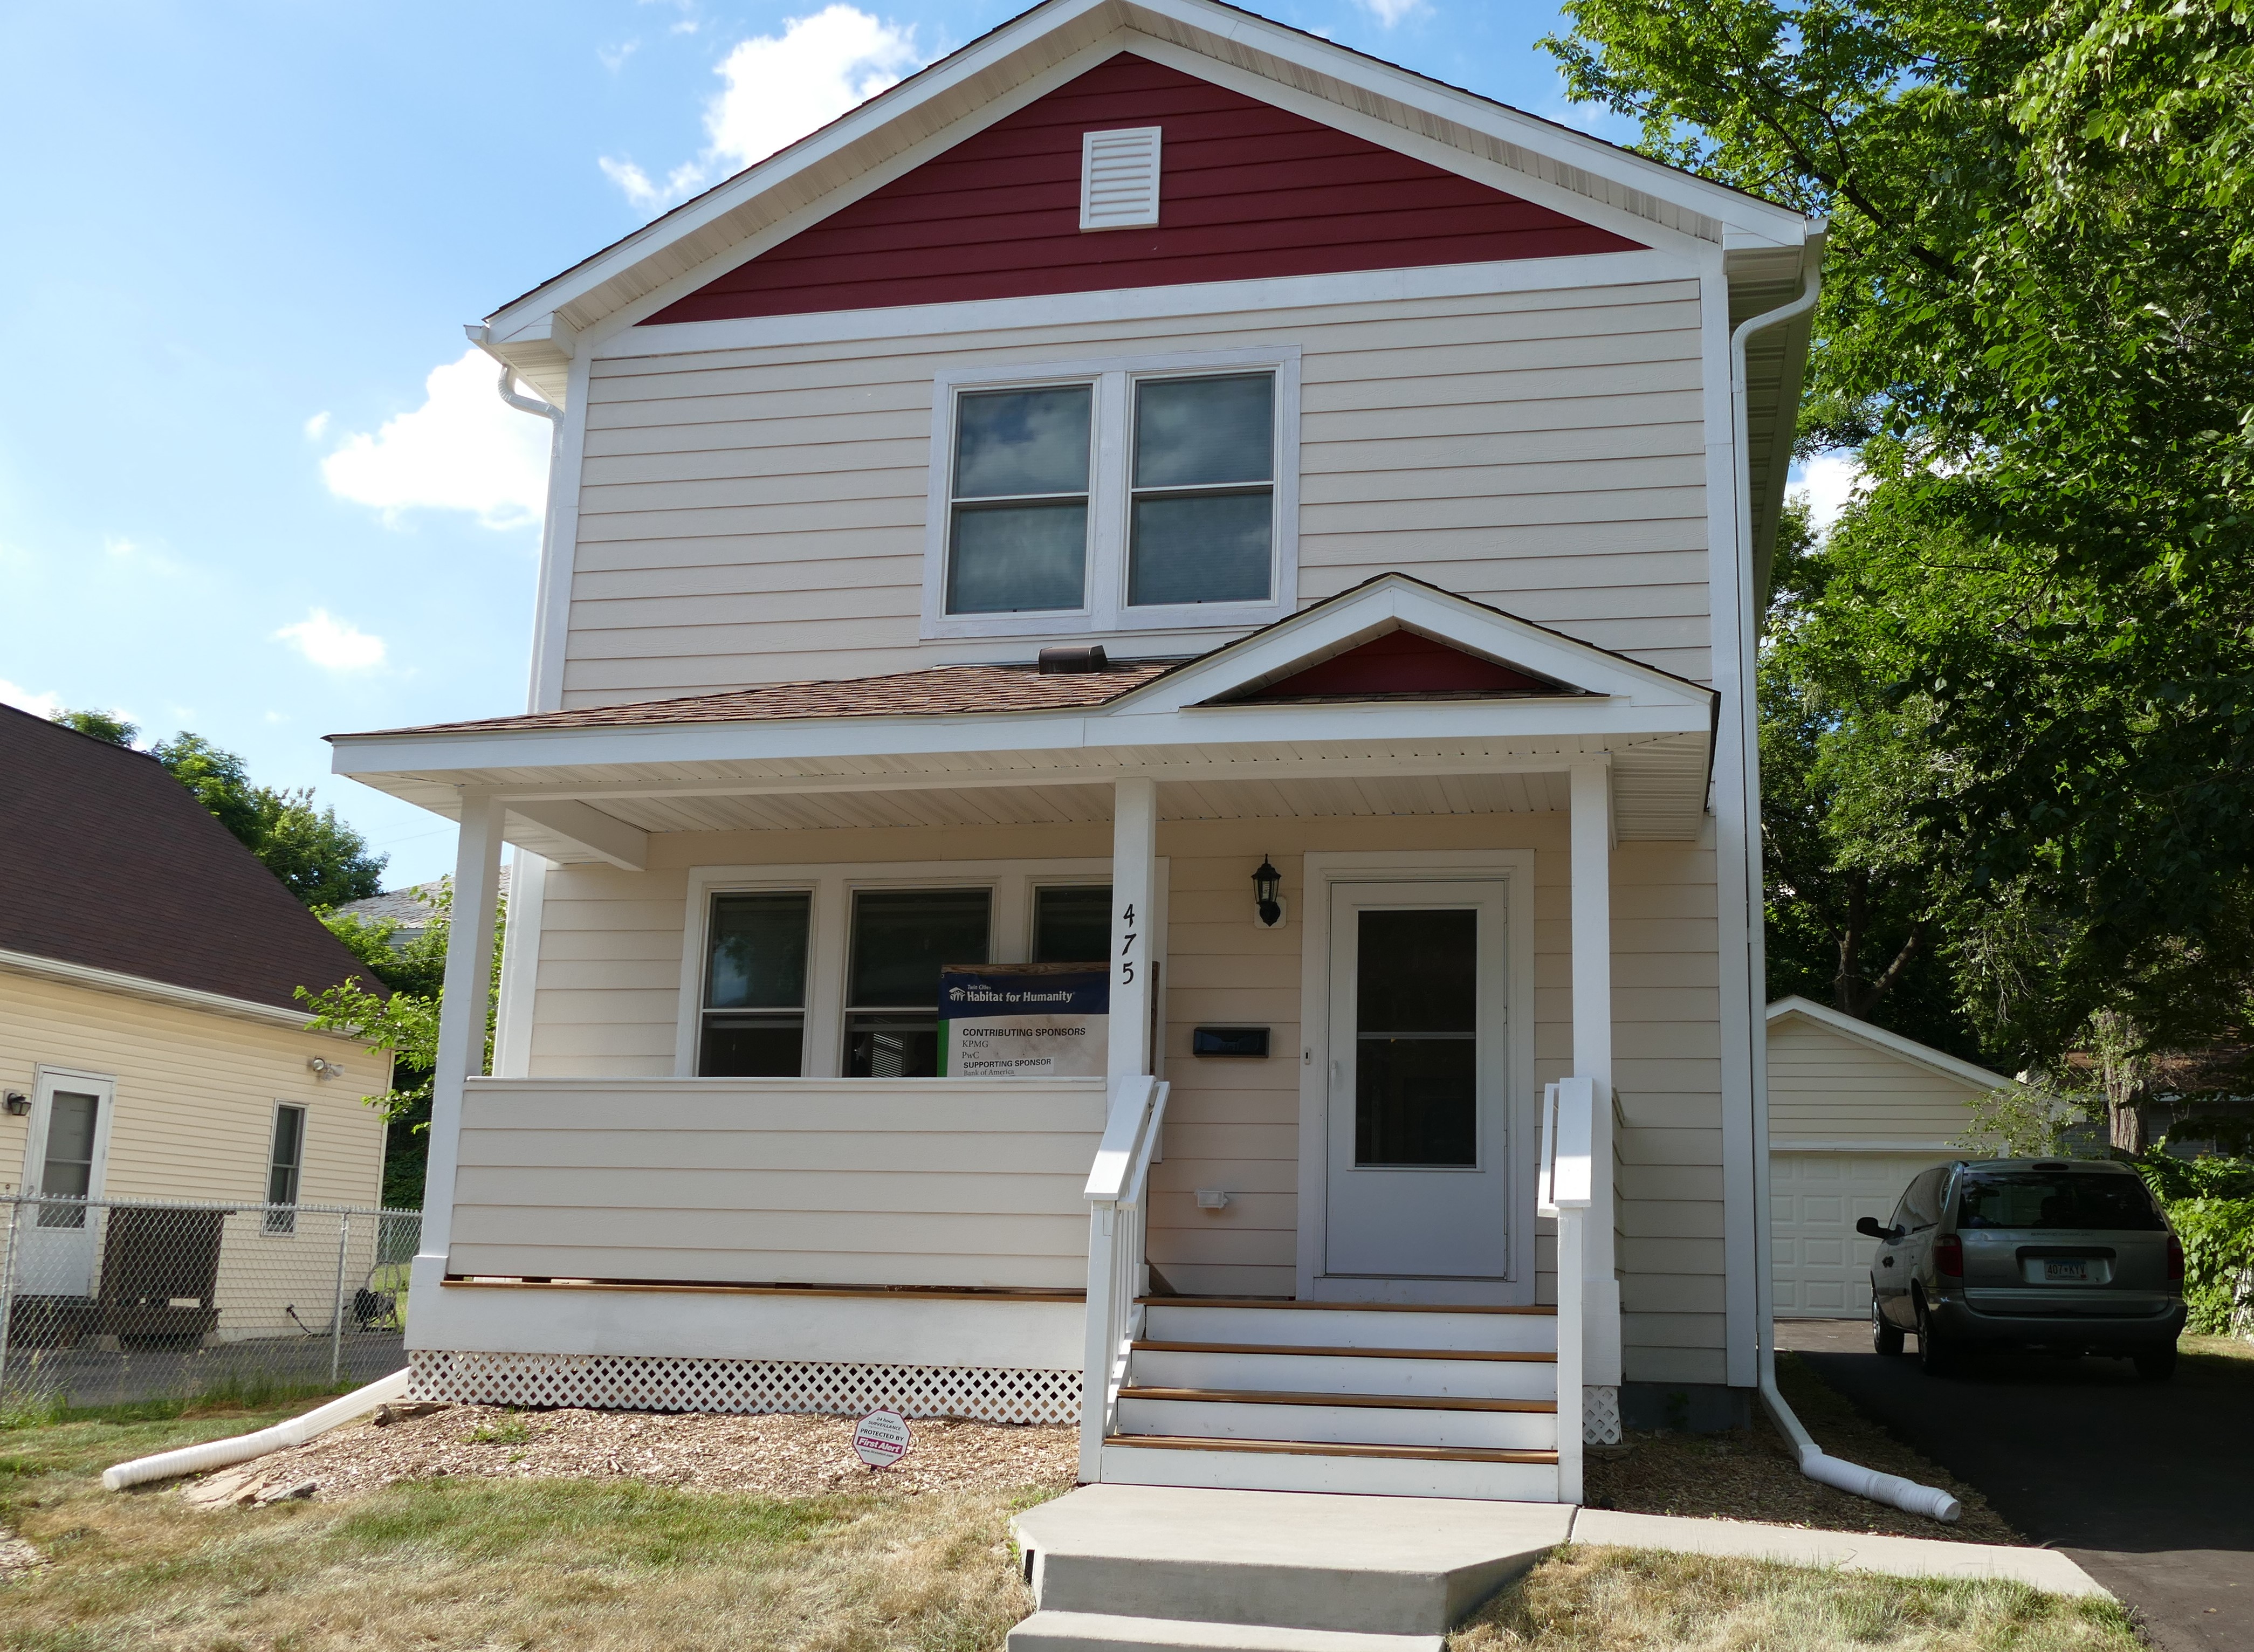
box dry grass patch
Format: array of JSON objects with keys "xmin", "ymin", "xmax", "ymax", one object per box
[
  {"xmin": 1, "ymin": 1470, "xmax": 1041, "ymax": 1651},
  {"xmin": 1453, "ymin": 1545, "xmax": 2142, "ymax": 1652}
]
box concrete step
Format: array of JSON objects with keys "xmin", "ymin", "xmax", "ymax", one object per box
[
  {"xmin": 1012, "ymin": 1483, "xmax": 1572, "ymax": 1632},
  {"xmin": 1006, "ymin": 1611, "xmax": 1441, "ymax": 1652},
  {"xmin": 1129, "ymin": 1343, "xmax": 1556, "ymax": 1402},
  {"xmin": 1097, "ymin": 1437, "xmax": 1559, "ymax": 1502},
  {"xmin": 1139, "ymin": 1300, "xmax": 1555, "ymax": 1355},
  {"xmin": 1114, "ymin": 1389, "xmax": 1556, "ymax": 1451}
]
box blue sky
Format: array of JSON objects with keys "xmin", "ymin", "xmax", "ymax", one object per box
[{"xmin": 2, "ymin": 1, "xmax": 1818, "ymax": 886}]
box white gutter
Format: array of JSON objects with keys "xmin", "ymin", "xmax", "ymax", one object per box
[
  {"xmin": 464, "ymin": 325, "xmax": 562, "ymax": 423},
  {"xmin": 102, "ymin": 1368, "xmax": 412, "ymax": 1491},
  {"xmin": 1730, "ymin": 249, "xmax": 1961, "ymax": 1526}
]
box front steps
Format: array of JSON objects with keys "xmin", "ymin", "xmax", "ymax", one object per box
[
  {"xmin": 1008, "ymin": 1483, "xmax": 1572, "ymax": 1652},
  {"xmin": 1099, "ymin": 1298, "xmax": 1561, "ymax": 1502}
]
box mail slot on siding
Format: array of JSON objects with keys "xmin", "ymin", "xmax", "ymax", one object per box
[{"xmin": 1192, "ymin": 1027, "xmax": 1270, "ymax": 1058}]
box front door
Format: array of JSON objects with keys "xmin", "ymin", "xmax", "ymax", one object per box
[
  {"xmin": 18, "ymin": 1071, "xmax": 114, "ymax": 1298},
  {"xmin": 1324, "ymin": 882, "xmax": 1510, "ymax": 1282}
]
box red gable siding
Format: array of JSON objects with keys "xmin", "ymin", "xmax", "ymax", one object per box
[
  {"xmin": 642, "ymin": 53, "xmax": 1643, "ymax": 326},
  {"xmin": 1242, "ymin": 631, "xmax": 1564, "ymax": 699}
]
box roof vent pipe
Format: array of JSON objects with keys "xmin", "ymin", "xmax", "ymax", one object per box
[{"xmin": 1038, "ymin": 645, "xmax": 1109, "ymax": 674}]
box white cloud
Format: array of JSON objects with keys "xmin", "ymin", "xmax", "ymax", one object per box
[
  {"xmin": 600, "ymin": 6, "xmax": 924, "ymax": 214},
  {"xmin": 320, "ymin": 349, "xmax": 551, "ymax": 529},
  {"xmin": 1354, "ymin": 0, "xmax": 1426, "ymax": 24},
  {"xmin": 304, "ymin": 410, "xmax": 330, "ymax": 440},
  {"xmin": 0, "ymin": 678, "xmax": 64, "ymax": 719},
  {"xmin": 1791, "ymin": 452, "xmax": 1867, "ymax": 535},
  {"xmin": 276, "ymin": 609, "xmax": 387, "ymax": 671}
]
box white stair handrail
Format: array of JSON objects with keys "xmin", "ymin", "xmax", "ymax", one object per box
[
  {"xmin": 1080, "ymin": 1073, "xmax": 1169, "ymax": 1483},
  {"xmin": 1539, "ymin": 1077, "xmax": 1596, "ymax": 1504}
]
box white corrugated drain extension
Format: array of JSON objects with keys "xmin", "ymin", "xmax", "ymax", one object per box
[{"xmin": 101, "ymin": 1368, "xmax": 413, "ymax": 1491}]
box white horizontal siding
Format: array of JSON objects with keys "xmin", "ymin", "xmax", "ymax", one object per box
[
  {"xmin": 562, "ymin": 279, "xmax": 1711, "ymax": 703},
  {"xmin": 1768, "ymin": 1016, "xmax": 1987, "ymax": 1143}
]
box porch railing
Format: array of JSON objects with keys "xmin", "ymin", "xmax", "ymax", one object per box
[{"xmin": 1078, "ymin": 1073, "xmax": 1170, "ymax": 1481}]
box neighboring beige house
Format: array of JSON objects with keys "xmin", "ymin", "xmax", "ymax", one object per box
[
  {"xmin": 0, "ymin": 706, "xmax": 389, "ymax": 1337},
  {"xmin": 1767, "ymin": 996, "xmax": 2014, "ymax": 1320},
  {"xmin": 331, "ymin": 0, "xmax": 1824, "ymax": 1503}
]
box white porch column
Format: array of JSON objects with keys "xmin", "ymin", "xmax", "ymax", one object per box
[
  {"xmin": 1568, "ymin": 758, "xmax": 1623, "ymax": 1405},
  {"xmin": 1108, "ymin": 778, "xmax": 1158, "ymax": 1083},
  {"xmin": 411, "ymin": 788, "xmax": 505, "ymax": 1295}
]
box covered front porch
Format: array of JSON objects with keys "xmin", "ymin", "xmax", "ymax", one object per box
[{"xmin": 330, "ymin": 578, "xmax": 1727, "ymax": 1499}]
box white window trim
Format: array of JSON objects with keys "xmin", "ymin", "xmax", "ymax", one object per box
[
  {"xmin": 265, "ymin": 1102, "xmax": 308, "ymax": 1234},
  {"xmin": 920, "ymin": 347, "xmax": 1302, "ymax": 642},
  {"xmin": 676, "ymin": 858, "xmax": 1126, "ymax": 1077}
]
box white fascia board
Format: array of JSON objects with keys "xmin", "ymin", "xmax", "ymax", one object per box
[
  {"xmin": 329, "ymin": 697, "xmax": 1711, "ymax": 786},
  {"xmin": 1116, "ymin": 575, "xmax": 1718, "ymax": 714},
  {"xmin": 0, "ymin": 947, "xmax": 361, "ymax": 1038},
  {"xmin": 589, "ymin": 249, "xmax": 1690, "ymax": 361},
  {"xmin": 504, "ymin": 799, "xmax": 649, "ymax": 871},
  {"xmin": 1767, "ymin": 996, "xmax": 2019, "ymax": 1094},
  {"xmin": 490, "ymin": 0, "xmax": 1808, "ymax": 344}
]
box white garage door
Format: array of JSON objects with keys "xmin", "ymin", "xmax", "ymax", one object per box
[{"xmin": 1771, "ymin": 1153, "xmax": 1956, "ymax": 1318}]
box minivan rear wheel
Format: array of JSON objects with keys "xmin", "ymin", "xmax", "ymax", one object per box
[
  {"xmin": 1872, "ymin": 1299, "xmax": 1905, "ymax": 1356},
  {"xmin": 1915, "ymin": 1296, "xmax": 1959, "ymax": 1376},
  {"xmin": 2134, "ymin": 1345, "xmax": 2177, "ymax": 1382}
]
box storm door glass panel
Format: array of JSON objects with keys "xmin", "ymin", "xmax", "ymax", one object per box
[
  {"xmin": 1033, "ymin": 884, "xmax": 1112, "ymax": 963},
  {"xmin": 844, "ymin": 888, "xmax": 992, "ymax": 1077},
  {"xmin": 1354, "ymin": 908, "xmax": 1478, "ymax": 1167},
  {"xmin": 38, "ymin": 1090, "xmax": 99, "ymax": 1228},
  {"xmin": 700, "ymin": 890, "xmax": 813, "ymax": 1077},
  {"xmin": 947, "ymin": 386, "xmax": 1093, "ymax": 615},
  {"xmin": 1128, "ymin": 373, "xmax": 1274, "ymax": 607},
  {"xmin": 266, "ymin": 1104, "xmax": 306, "ymax": 1234}
]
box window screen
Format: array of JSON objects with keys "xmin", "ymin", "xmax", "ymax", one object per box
[
  {"xmin": 1128, "ymin": 373, "xmax": 1274, "ymax": 607},
  {"xmin": 947, "ymin": 386, "xmax": 1093, "ymax": 614},
  {"xmin": 845, "ymin": 887, "xmax": 992, "ymax": 1077},
  {"xmin": 1033, "ymin": 885, "xmax": 1111, "ymax": 963},
  {"xmin": 266, "ymin": 1104, "xmax": 306, "ymax": 1234},
  {"xmin": 37, "ymin": 1089, "xmax": 100, "ymax": 1229},
  {"xmin": 700, "ymin": 890, "xmax": 813, "ymax": 1077}
]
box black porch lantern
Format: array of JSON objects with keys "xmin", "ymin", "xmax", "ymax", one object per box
[{"xmin": 1252, "ymin": 856, "xmax": 1283, "ymax": 928}]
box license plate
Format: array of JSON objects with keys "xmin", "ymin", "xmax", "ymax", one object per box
[{"xmin": 2044, "ymin": 1259, "xmax": 2089, "ymax": 1282}]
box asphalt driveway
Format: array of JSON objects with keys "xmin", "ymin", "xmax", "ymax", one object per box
[{"xmin": 1779, "ymin": 1319, "xmax": 2254, "ymax": 1652}]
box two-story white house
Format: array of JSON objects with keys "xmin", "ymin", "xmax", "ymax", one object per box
[{"xmin": 330, "ymin": 0, "xmax": 1820, "ymax": 1504}]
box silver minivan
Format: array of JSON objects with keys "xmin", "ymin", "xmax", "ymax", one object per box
[{"xmin": 1858, "ymin": 1159, "xmax": 2186, "ymax": 1379}]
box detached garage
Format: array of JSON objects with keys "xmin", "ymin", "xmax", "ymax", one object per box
[{"xmin": 1768, "ymin": 997, "xmax": 2016, "ymax": 1318}]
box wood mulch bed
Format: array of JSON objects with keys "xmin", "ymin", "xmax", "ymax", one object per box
[
  {"xmin": 174, "ymin": 1403, "xmax": 1078, "ymax": 1508},
  {"xmin": 1584, "ymin": 1354, "xmax": 2019, "ymax": 1544}
]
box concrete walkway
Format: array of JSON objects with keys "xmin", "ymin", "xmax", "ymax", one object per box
[{"xmin": 1007, "ymin": 1484, "xmax": 2107, "ymax": 1651}]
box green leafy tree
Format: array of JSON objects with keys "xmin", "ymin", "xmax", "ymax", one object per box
[
  {"xmin": 50, "ymin": 708, "xmax": 138, "ymax": 746},
  {"xmin": 1546, "ymin": 0, "xmax": 2254, "ymax": 1076},
  {"xmin": 303, "ymin": 882, "xmax": 505, "ymax": 1209},
  {"xmin": 139, "ymin": 730, "xmax": 388, "ymax": 907}
]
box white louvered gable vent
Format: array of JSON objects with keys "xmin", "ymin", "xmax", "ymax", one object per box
[{"xmin": 1080, "ymin": 127, "xmax": 1163, "ymax": 231}]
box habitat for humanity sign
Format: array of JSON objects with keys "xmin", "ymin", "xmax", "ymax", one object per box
[{"xmin": 939, "ymin": 963, "xmax": 1108, "ymax": 1078}]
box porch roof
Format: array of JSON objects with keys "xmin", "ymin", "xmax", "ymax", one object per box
[{"xmin": 328, "ymin": 576, "xmax": 1718, "ymax": 866}]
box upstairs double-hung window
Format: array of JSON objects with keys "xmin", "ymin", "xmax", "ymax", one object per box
[{"xmin": 929, "ymin": 352, "xmax": 1297, "ymax": 638}]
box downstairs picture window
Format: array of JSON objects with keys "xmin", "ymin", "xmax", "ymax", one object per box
[
  {"xmin": 699, "ymin": 890, "xmax": 813, "ymax": 1077},
  {"xmin": 844, "ymin": 887, "xmax": 992, "ymax": 1078}
]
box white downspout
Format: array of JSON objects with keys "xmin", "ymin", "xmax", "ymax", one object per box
[
  {"xmin": 1729, "ymin": 247, "xmax": 1961, "ymax": 1525},
  {"xmin": 464, "ymin": 323, "xmax": 562, "ymax": 423}
]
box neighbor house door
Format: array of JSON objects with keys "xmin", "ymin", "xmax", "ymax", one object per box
[
  {"xmin": 1323, "ymin": 882, "xmax": 1510, "ymax": 1282},
  {"xmin": 17, "ymin": 1070, "xmax": 115, "ymax": 1298}
]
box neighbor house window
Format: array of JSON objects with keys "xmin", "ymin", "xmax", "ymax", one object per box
[
  {"xmin": 266, "ymin": 1104, "xmax": 306, "ymax": 1234},
  {"xmin": 926, "ymin": 353, "xmax": 1297, "ymax": 638},
  {"xmin": 947, "ymin": 386, "xmax": 1094, "ymax": 615},
  {"xmin": 1128, "ymin": 373, "xmax": 1274, "ymax": 607},
  {"xmin": 699, "ymin": 890, "xmax": 813, "ymax": 1076},
  {"xmin": 844, "ymin": 887, "xmax": 992, "ymax": 1077}
]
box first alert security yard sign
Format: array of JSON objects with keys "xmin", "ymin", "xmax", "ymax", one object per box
[{"xmin": 853, "ymin": 1408, "xmax": 913, "ymax": 1470}]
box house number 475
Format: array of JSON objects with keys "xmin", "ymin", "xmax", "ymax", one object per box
[{"xmin": 1118, "ymin": 902, "xmax": 1138, "ymax": 985}]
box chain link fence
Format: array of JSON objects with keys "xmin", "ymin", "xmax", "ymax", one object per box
[{"xmin": 0, "ymin": 1195, "xmax": 418, "ymax": 1411}]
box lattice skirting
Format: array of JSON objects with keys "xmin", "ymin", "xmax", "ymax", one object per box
[
  {"xmin": 1583, "ymin": 1385, "xmax": 1623, "ymax": 1446},
  {"xmin": 408, "ymin": 1350, "xmax": 1080, "ymax": 1424}
]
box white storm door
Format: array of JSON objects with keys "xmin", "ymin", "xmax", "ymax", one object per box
[
  {"xmin": 1323, "ymin": 882, "xmax": 1510, "ymax": 1280},
  {"xmin": 18, "ymin": 1071, "xmax": 115, "ymax": 1298}
]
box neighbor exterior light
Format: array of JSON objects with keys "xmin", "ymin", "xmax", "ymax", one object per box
[
  {"xmin": 2, "ymin": 1091, "xmax": 27, "ymax": 1117},
  {"xmin": 1252, "ymin": 856, "xmax": 1283, "ymax": 928}
]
